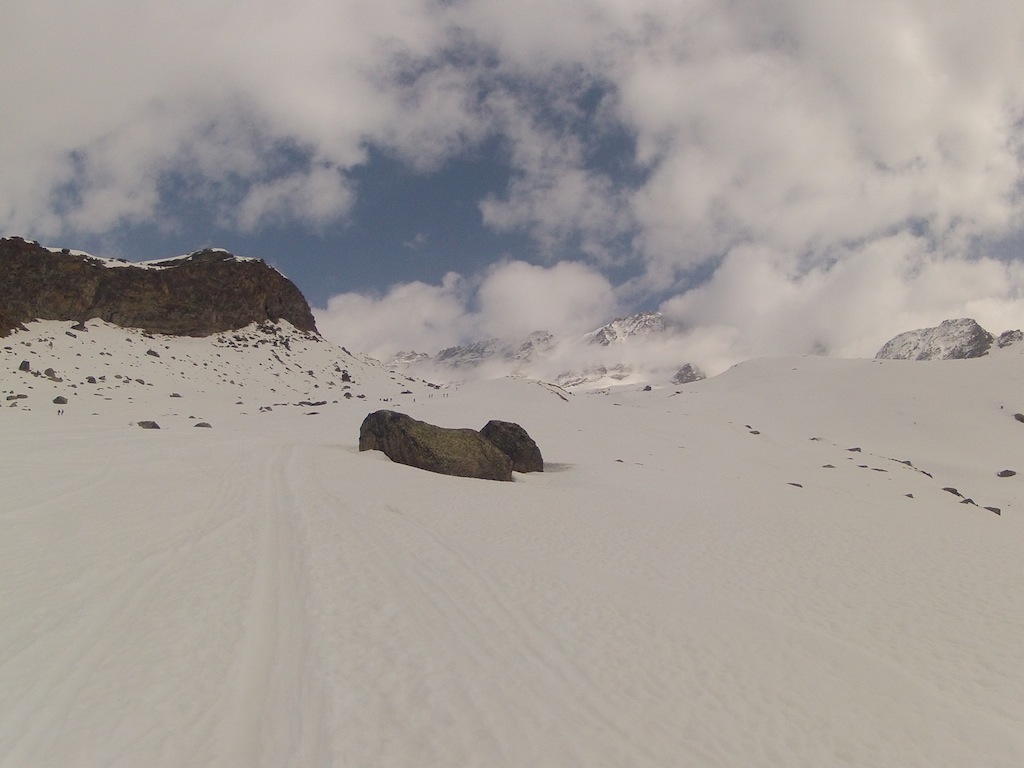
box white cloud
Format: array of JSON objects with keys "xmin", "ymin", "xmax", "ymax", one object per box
[
  {"xmin": 315, "ymin": 272, "xmax": 471, "ymax": 363},
  {"xmin": 475, "ymin": 260, "xmax": 619, "ymax": 339},
  {"xmin": 315, "ymin": 260, "xmax": 618, "ymax": 362},
  {"xmin": 661, "ymin": 234, "xmax": 1024, "ymax": 374},
  {"xmin": 6, "ymin": 0, "xmax": 1024, "ymax": 372},
  {"xmin": 233, "ymin": 165, "xmax": 354, "ymax": 231}
]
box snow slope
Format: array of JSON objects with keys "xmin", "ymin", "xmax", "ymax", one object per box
[{"xmin": 2, "ymin": 321, "xmax": 1024, "ymax": 767}]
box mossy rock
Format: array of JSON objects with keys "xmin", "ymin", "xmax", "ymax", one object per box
[{"xmin": 359, "ymin": 410, "xmax": 513, "ymax": 481}]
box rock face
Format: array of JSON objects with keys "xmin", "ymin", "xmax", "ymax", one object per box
[
  {"xmin": 585, "ymin": 312, "xmax": 666, "ymax": 346},
  {"xmin": 875, "ymin": 318, "xmax": 994, "ymax": 360},
  {"xmin": 359, "ymin": 410, "xmax": 514, "ymax": 481},
  {"xmin": 479, "ymin": 420, "xmax": 544, "ymax": 473},
  {"xmin": 0, "ymin": 237, "xmax": 317, "ymax": 337},
  {"xmin": 671, "ymin": 363, "xmax": 706, "ymax": 385}
]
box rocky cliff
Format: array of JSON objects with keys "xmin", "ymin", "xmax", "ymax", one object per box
[
  {"xmin": 0, "ymin": 237, "xmax": 317, "ymax": 337},
  {"xmin": 875, "ymin": 318, "xmax": 995, "ymax": 360}
]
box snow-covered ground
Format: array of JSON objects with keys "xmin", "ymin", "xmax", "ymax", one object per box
[{"xmin": 2, "ymin": 320, "xmax": 1023, "ymax": 767}]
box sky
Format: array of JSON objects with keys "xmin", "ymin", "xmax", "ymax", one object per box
[{"xmin": 5, "ymin": 0, "xmax": 1024, "ymax": 372}]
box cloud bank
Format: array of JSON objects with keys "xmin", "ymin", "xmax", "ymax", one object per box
[{"xmin": 6, "ymin": 0, "xmax": 1024, "ymax": 371}]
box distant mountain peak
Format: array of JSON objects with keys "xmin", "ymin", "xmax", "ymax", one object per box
[
  {"xmin": 875, "ymin": 318, "xmax": 995, "ymax": 360},
  {"xmin": 388, "ymin": 311, "xmax": 702, "ymax": 389},
  {"xmin": 585, "ymin": 311, "xmax": 666, "ymax": 346}
]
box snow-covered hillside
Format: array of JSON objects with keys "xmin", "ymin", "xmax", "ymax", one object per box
[{"xmin": 3, "ymin": 320, "xmax": 1024, "ymax": 767}]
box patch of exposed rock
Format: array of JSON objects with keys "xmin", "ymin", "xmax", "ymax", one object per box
[
  {"xmin": 1, "ymin": 237, "xmax": 317, "ymax": 338},
  {"xmin": 671, "ymin": 363, "xmax": 706, "ymax": 385}
]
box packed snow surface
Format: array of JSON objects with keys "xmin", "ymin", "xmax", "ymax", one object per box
[{"xmin": 2, "ymin": 320, "xmax": 1024, "ymax": 767}]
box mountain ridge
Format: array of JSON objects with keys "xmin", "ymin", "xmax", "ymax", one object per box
[
  {"xmin": 389, "ymin": 311, "xmax": 706, "ymax": 389},
  {"xmin": 0, "ymin": 237, "xmax": 317, "ymax": 338}
]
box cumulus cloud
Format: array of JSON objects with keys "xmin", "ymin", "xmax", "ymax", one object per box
[
  {"xmin": 6, "ymin": 0, "xmax": 1024, "ymax": 371},
  {"xmin": 315, "ymin": 272, "xmax": 472, "ymax": 363},
  {"xmin": 661, "ymin": 234, "xmax": 1024, "ymax": 373},
  {"xmin": 315, "ymin": 260, "xmax": 618, "ymax": 362}
]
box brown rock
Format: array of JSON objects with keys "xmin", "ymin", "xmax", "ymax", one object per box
[{"xmin": 0, "ymin": 237, "xmax": 317, "ymax": 337}]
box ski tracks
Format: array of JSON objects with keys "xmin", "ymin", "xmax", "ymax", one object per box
[{"xmin": 286, "ymin": 451, "xmax": 678, "ymax": 767}]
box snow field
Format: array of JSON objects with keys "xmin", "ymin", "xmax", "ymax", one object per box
[{"xmin": 2, "ymin": 321, "xmax": 1023, "ymax": 766}]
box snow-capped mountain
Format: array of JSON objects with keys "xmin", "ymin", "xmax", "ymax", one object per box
[
  {"xmin": 390, "ymin": 312, "xmax": 704, "ymax": 389},
  {"xmin": 432, "ymin": 331, "xmax": 556, "ymax": 370},
  {"xmin": 584, "ymin": 311, "xmax": 666, "ymax": 346},
  {"xmin": 876, "ymin": 318, "xmax": 1021, "ymax": 360}
]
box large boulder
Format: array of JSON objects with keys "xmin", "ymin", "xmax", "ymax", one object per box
[
  {"xmin": 479, "ymin": 420, "xmax": 544, "ymax": 473},
  {"xmin": 359, "ymin": 410, "xmax": 513, "ymax": 481}
]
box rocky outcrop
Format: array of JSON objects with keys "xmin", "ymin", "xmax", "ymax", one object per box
[
  {"xmin": 359, "ymin": 410, "xmax": 514, "ymax": 481},
  {"xmin": 875, "ymin": 318, "xmax": 994, "ymax": 360},
  {"xmin": 480, "ymin": 420, "xmax": 544, "ymax": 473},
  {"xmin": 671, "ymin": 363, "xmax": 705, "ymax": 385},
  {"xmin": 0, "ymin": 237, "xmax": 317, "ymax": 337}
]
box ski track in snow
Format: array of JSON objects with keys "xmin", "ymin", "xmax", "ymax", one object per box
[{"xmin": 2, "ymin": 320, "xmax": 1024, "ymax": 766}]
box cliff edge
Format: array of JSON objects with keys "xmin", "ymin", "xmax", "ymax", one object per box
[{"xmin": 0, "ymin": 237, "xmax": 317, "ymax": 337}]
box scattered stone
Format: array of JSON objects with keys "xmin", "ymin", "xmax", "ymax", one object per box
[
  {"xmin": 960, "ymin": 498, "xmax": 977, "ymax": 506},
  {"xmin": 5, "ymin": 394, "xmax": 27, "ymax": 401},
  {"xmin": 86, "ymin": 376, "xmax": 97, "ymax": 384},
  {"xmin": 146, "ymin": 349, "xmax": 160, "ymax": 357},
  {"xmin": 170, "ymin": 392, "xmax": 182, "ymax": 398},
  {"xmin": 984, "ymin": 506, "xmax": 1002, "ymax": 515},
  {"xmin": 18, "ymin": 360, "xmax": 30, "ymax": 372},
  {"xmin": 787, "ymin": 482, "xmax": 803, "ymax": 488},
  {"xmin": 942, "ymin": 487, "xmax": 963, "ymax": 497},
  {"xmin": 359, "ymin": 410, "xmax": 513, "ymax": 481},
  {"xmin": 53, "ymin": 396, "xmax": 68, "ymax": 404},
  {"xmin": 66, "ymin": 331, "xmax": 76, "ymax": 338},
  {"xmin": 480, "ymin": 420, "xmax": 544, "ymax": 473},
  {"xmin": 137, "ymin": 421, "xmax": 161, "ymax": 429},
  {"xmin": 71, "ymin": 321, "xmax": 88, "ymax": 332},
  {"xmin": 847, "ymin": 447, "xmax": 862, "ymax": 452},
  {"xmin": 822, "ymin": 464, "xmax": 836, "ymax": 469},
  {"xmin": 194, "ymin": 422, "xmax": 212, "ymax": 428},
  {"xmin": 997, "ymin": 469, "xmax": 1016, "ymax": 478},
  {"xmin": 1014, "ymin": 413, "xmax": 1024, "ymax": 423},
  {"xmin": 905, "ymin": 493, "xmax": 914, "ymax": 499}
]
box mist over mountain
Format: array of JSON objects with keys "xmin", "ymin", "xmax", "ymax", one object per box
[{"xmin": 389, "ymin": 311, "xmax": 707, "ymax": 389}]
